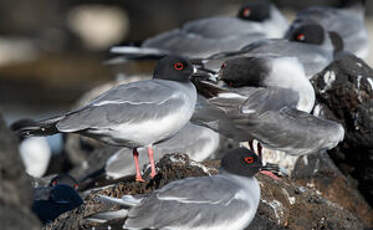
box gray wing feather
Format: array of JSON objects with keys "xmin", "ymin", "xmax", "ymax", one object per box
[
  {"xmin": 124, "ymin": 176, "xmax": 249, "ymax": 229},
  {"xmin": 56, "ymin": 80, "xmax": 180, "ymax": 132},
  {"xmin": 192, "ymin": 95, "xmax": 251, "ymax": 141},
  {"xmin": 143, "ymin": 28, "xmax": 264, "ymax": 58},
  {"xmin": 182, "ymin": 17, "xmax": 266, "ymax": 38},
  {"xmin": 201, "ymin": 84, "xmax": 344, "ymax": 155},
  {"xmin": 230, "ymin": 106, "xmax": 345, "ymax": 155}
]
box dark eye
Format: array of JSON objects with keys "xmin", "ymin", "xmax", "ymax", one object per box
[
  {"xmin": 243, "ymin": 8, "xmax": 251, "ymax": 17},
  {"xmin": 244, "ymin": 156, "xmax": 254, "ymax": 164},
  {"xmin": 296, "ymin": 33, "xmax": 305, "ymax": 41},
  {"xmin": 174, "ymin": 62, "xmax": 184, "ymax": 71}
]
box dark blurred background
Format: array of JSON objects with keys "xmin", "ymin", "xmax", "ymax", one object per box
[{"xmin": 0, "ymin": 0, "xmax": 372, "ymax": 146}]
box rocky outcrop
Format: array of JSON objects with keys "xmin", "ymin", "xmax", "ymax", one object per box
[
  {"xmin": 292, "ymin": 152, "xmax": 373, "ymax": 226},
  {"xmin": 45, "ymin": 153, "xmax": 364, "ymax": 230},
  {"xmin": 311, "ymin": 54, "xmax": 373, "ymax": 208},
  {"xmin": 0, "ymin": 115, "xmax": 41, "ymax": 230}
]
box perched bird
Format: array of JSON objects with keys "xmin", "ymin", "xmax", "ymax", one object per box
[
  {"xmin": 32, "ymin": 174, "xmax": 82, "ymax": 224},
  {"xmin": 286, "ymin": 0, "xmax": 368, "ymax": 58},
  {"xmin": 19, "ymin": 137, "xmax": 51, "ymax": 178},
  {"xmin": 193, "ymin": 56, "xmax": 345, "ymax": 156},
  {"xmin": 105, "ymin": 122, "xmax": 220, "ymax": 179},
  {"xmin": 201, "ymin": 23, "xmax": 341, "ymax": 78},
  {"xmin": 32, "ymin": 184, "xmax": 83, "ymax": 224},
  {"xmin": 10, "ymin": 119, "xmax": 52, "ymax": 178},
  {"xmin": 12, "ymin": 56, "xmax": 200, "ymax": 182},
  {"xmin": 110, "ymin": 1, "xmax": 288, "ymax": 60},
  {"xmin": 88, "ymin": 148, "xmax": 264, "ymax": 230}
]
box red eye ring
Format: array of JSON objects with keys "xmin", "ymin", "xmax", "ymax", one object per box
[
  {"xmin": 51, "ymin": 180, "xmax": 57, "ymax": 186},
  {"xmin": 244, "ymin": 156, "xmax": 254, "ymax": 164},
  {"xmin": 221, "ymin": 63, "xmax": 226, "ymax": 69},
  {"xmin": 243, "ymin": 8, "xmax": 251, "ymax": 17},
  {"xmin": 174, "ymin": 62, "xmax": 184, "ymax": 71},
  {"xmin": 296, "ymin": 33, "xmax": 305, "ymax": 41}
]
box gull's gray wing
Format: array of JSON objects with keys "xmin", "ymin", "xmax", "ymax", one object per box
[
  {"xmin": 202, "ymin": 39, "xmax": 332, "ymax": 76},
  {"xmin": 226, "ymin": 105, "xmax": 345, "ymax": 155},
  {"xmin": 240, "ymin": 39, "xmax": 333, "ymax": 77},
  {"xmin": 194, "ymin": 80, "xmax": 344, "ymax": 155},
  {"xmin": 56, "ymin": 80, "xmax": 187, "ymax": 132},
  {"xmin": 192, "ymin": 81, "xmax": 300, "ymax": 141},
  {"xmin": 182, "ymin": 17, "xmax": 266, "ymax": 38},
  {"xmin": 143, "ymin": 28, "xmax": 264, "ymax": 59},
  {"xmin": 124, "ymin": 175, "xmax": 252, "ymax": 229},
  {"xmin": 192, "ymin": 94, "xmax": 251, "ymax": 141}
]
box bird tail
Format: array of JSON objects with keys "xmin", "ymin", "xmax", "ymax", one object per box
[
  {"xmin": 96, "ymin": 194, "xmax": 143, "ymax": 207},
  {"xmin": 85, "ymin": 194, "xmax": 144, "ymax": 224},
  {"xmin": 10, "ymin": 115, "xmax": 65, "ymax": 138},
  {"xmin": 106, "ymin": 46, "xmax": 168, "ymax": 64}
]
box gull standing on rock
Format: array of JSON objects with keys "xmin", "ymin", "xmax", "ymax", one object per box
[
  {"xmin": 11, "ymin": 56, "xmax": 200, "ymax": 182},
  {"xmin": 89, "ymin": 148, "xmax": 264, "ymax": 230}
]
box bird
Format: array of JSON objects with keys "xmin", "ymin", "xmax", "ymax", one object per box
[
  {"xmin": 32, "ymin": 184, "xmax": 83, "ymax": 224},
  {"xmin": 11, "ymin": 56, "xmax": 200, "ymax": 182},
  {"xmin": 109, "ymin": 1, "xmax": 288, "ymax": 60},
  {"xmin": 19, "ymin": 136, "xmax": 51, "ymax": 178},
  {"xmin": 201, "ymin": 23, "xmax": 340, "ymax": 79},
  {"xmin": 285, "ymin": 0, "xmax": 368, "ymax": 59},
  {"xmin": 87, "ymin": 147, "xmax": 264, "ymax": 230},
  {"xmin": 32, "ymin": 174, "xmax": 82, "ymax": 224},
  {"xmin": 10, "ymin": 119, "xmax": 52, "ymax": 178},
  {"xmin": 105, "ymin": 122, "xmax": 220, "ymax": 179},
  {"xmin": 192, "ymin": 56, "xmax": 345, "ymax": 156}
]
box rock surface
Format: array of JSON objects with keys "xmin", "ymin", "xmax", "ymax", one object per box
[
  {"xmin": 0, "ymin": 114, "xmax": 41, "ymax": 230},
  {"xmin": 311, "ymin": 55, "xmax": 373, "ymax": 208},
  {"xmin": 292, "ymin": 152, "xmax": 373, "ymax": 226},
  {"xmin": 45, "ymin": 154, "xmax": 364, "ymax": 230}
]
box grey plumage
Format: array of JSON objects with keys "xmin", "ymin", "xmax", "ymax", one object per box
[
  {"xmin": 110, "ymin": 3, "xmax": 288, "ymax": 60},
  {"xmin": 123, "ymin": 174, "xmax": 259, "ymax": 230},
  {"xmin": 56, "ymin": 80, "xmax": 196, "ymax": 148},
  {"xmin": 203, "ymin": 36, "xmax": 334, "ymax": 78},
  {"xmin": 88, "ymin": 148, "xmax": 263, "ymax": 230},
  {"xmin": 193, "ymin": 80, "xmax": 344, "ymax": 155}
]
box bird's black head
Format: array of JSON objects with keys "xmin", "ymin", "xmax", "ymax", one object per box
[
  {"xmin": 221, "ymin": 147, "xmax": 262, "ymax": 177},
  {"xmin": 288, "ymin": 24, "xmax": 325, "ymax": 45},
  {"xmin": 50, "ymin": 174, "xmax": 79, "ymax": 190},
  {"xmin": 218, "ymin": 57, "xmax": 270, "ymax": 88},
  {"xmin": 153, "ymin": 56, "xmax": 194, "ymax": 82},
  {"xmin": 49, "ymin": 184, "xmax": 83, "ymax": 205},
  {"xmin": 237, "ymin": 1, "xmax": 271, "ymax": 22}
]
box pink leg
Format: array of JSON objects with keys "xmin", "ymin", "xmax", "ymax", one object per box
[
  {"xmin": 147, "ymin": 146, "xmax": 157, "ymax": 178},
  {"xmin": 260, "ymin": 170, "xmax": 281, "ymax": 181},
  {"xmin": 133, "ymin": 148, "xmax": 145, "ymax": 182}
]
